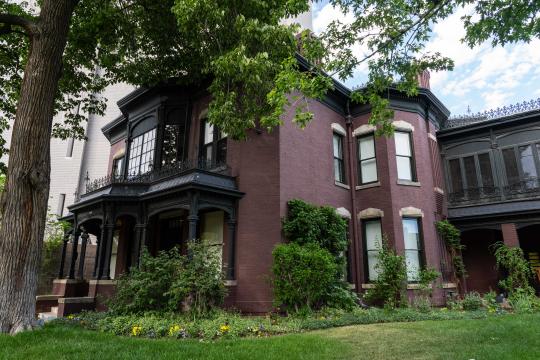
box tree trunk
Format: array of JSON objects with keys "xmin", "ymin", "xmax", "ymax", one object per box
[{"xmin": 0, "ymin": 0, "xmax": 76, "ymax": 334}]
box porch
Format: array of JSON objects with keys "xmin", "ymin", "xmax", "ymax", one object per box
[{"xmin": 39, "ymin": 161, "xmax": 243, "ymax": 317}]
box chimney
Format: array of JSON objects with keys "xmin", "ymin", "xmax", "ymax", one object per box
[{"xmin": 417, "ymin": 70, "xmax": 431, "ymax": 89}]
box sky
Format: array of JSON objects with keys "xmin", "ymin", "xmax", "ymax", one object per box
[{"xmin": 312, "ymin": 1, "xmax": 540, "ymax": 117}]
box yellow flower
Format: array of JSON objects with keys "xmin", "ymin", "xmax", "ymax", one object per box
[
  {"xmin": 220, "ymin": 324, "xmax": 230, "ymax": 333},
  {"xmin": 67, "ymin": 314, "xmax": 75, "ymax": 320},
  {"xmin": 131, "ymin": 325, "xmax": 142, "ymax": 336},
  {"xmin": 168, "ymin": 324, "xmax": 182, "ymax": 336}
]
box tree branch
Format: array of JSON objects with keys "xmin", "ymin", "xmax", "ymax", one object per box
[{"xmin": 0, "ymin": 13, "xmax": 39, "ymax": 37}]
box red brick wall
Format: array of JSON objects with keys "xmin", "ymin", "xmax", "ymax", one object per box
[{"xmin": 502, "ymin": 223, "xmax": 520, "ymax": 247}]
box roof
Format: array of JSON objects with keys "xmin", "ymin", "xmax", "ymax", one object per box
[{"xmin": 442, "ymin": 98, "xmax": 540, "ymax": 130}]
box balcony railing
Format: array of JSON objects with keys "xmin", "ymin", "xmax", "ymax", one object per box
[
  {"xmin": 448, "ymin": 178, "xmax": 540, "ymax": 206},
  {"xmin": 82, "ymin": 159, "xmax": 230, "ymax": 197}
]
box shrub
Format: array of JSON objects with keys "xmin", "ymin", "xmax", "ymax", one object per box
[
  {"xmin": 462, "ymin": 292, "xmax": 483, "ymax": 311},
  {"xmin": 166, "ymin": 241, "xmax": 227, "ymax": 318},
  {"xmin": 110, "ymin": 241, "xmax": 226, "ymax": 317},
  {"xmin": 38, "ymin": 216, "xmax": 70, "ymax": 294},
  {"xmin": 272, "ymin": 242, "xmax": 338, "ymax": 312},
  {"xmin": 283, "ymin": 199, "xmax": 348, "ymax": 259},
  {"xmin": 508, "ymin": 287, "xmax": 540, "ymax": 314},
  {"xmin": 491, "ymin": 242, "xmax": 534, "ymax": 296},
  {"xmin": 412, "ymin": 267, "xmax": 441, "ymax": 312},
  {"xmin": 277, "ymin": 199, "xmax": 357, "ymax": 312},
  {"xmin": 363, "ymin": 237, "xmax": 407, "ymax": 309},
  {"xmin": 110, "ymin": 247, "xmax": 182, "ymax": 314}
]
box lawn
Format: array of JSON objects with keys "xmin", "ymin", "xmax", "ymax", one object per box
[{"xmin": 1, "ymin": 314, "xmax": 539, "ymax": 359}]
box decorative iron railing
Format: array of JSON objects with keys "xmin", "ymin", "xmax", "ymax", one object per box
[
  {"xmin": 83, "ymin": 159, "xmax": 230, "ymax": 196},
  {"xmin": 446, "ymin": 98, "xmax": 540, "ymax": 129},
  {"xmin": 449, "ymin": 178, "xmax": 540, "ymax": 206}
]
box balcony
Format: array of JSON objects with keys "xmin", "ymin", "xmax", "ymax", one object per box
[
  {"xmin": 448, "ymin": 178, "xmax": 540, "ymax": 207},
  {"xmin": 77, "ymin": 159, "xmax": 235, "ymax": 202}
]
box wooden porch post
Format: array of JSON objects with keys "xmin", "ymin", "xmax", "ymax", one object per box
[
  {"xmin": 57, "ymin": 232, "xmax": 70, "ymax": 279},
  {"xmin": 67, "ymin": 216, "xmax": 79, "ymax": 279},
  {"xmin": 92, "ymin": 224, "xmax": 104, "ymax": 278},
  {"xmin": 101, "ymin": 223, "xmax": 115, "ymax": 280},
  {"xmin": 77, "ymin": 231, "xmax": 89, "ymax": 280}
]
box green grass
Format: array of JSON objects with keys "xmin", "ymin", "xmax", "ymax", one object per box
[{"xmin": 1, "ymin": 314, "xmax": 539, "ymax": 359}]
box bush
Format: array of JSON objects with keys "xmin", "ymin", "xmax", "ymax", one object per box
[
  {"xmin": 462, "ymin": 292, "xmax": 483, "ymax": 311},
  {"xmin": 166, "ymin": 241, "xmax": 227, "ymax": 318},
  {"xmin": 283, "ymin": 199, "xmax": 348, "ymax": 259},
  {"xmin": 110, "ymin": 241, "xmax": 227, "ymax": 317},
  {"xmin": 363, "ymin": 237, "xmax": 408, "ymax": 309},
  {"xmin": 491, "ymin": 242, "xmax": 534, "ymax": 296},
  {"xmin": 436, "ymin": 220, "xmax": 466, "ymax": 280},
  {"xmin": 508, "ymin": 288, "xmax": 540, "ymax": 314},
  {"xmin": 276, "ymin": 199, "xmax": 358, "ymax": 312},
  {"xmin": 272, "ymin": 243, "xmax": 338, "ymax": 312},
  {"xmin": 38, "ymin": 216, "xmax": 70, "ymax": 294}
]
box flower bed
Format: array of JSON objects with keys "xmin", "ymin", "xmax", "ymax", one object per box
[{"xmin": 58, "ymin": 307, "xmax": 509, "ymax": 341}]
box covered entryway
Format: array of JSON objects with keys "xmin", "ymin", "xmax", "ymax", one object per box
[
  {"xmin": 518, "ymin": 224, "xmax": 540, "ymax": 293},
  {"xmin": 461, "ymin": 228, "xmax": 502, "ymax": 294}
]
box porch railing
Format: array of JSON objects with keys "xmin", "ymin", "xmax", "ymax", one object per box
[
  {"xmin": 448, "ymin": 178, "xmax": 540, "ymax": 206},
  {"xmin": 82, "ymin": 159, "xmax": 230, "ymax": 197}
]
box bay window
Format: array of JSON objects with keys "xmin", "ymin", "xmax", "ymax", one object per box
[
  {"xmin": 363, "ymin": 219, "xmax": 382, "ymax": 281},
  {"xmin": 201, "ymin": 119, "xmax": 227, "ymax": 164},
  {"xmin": 394, "ymin": 131, "xmax": 415, "ymax": 181},
  {"xmin": 402, "ymin": 218, "xmax": 423, "ymax": 281},
  {"xmin": 358, "ymin": 134, "xmax": 378, "ymax": 184},
  {"xmin": 333, "ymin": 132, "xmax": 346, "ymax": 184},
  {"xmin": 128, "ymin": 128, "xmax": 156, "ymax": 177}
]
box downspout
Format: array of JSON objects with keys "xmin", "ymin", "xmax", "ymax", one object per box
[{"xmin": 345, "ymin": 100, "xmax": 360, "ymax": 290}]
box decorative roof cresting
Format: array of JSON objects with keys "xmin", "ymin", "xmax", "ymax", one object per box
[{"xmin": 445, "ymin": 98, "xmax": 540, "ymax": 129}]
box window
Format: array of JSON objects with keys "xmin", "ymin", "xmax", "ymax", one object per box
[
  {"xmin": 463, "ymin": 156, "xmax": 478, "ymax": 188},
  {"xmin": 518, "ymin": 144, "xmax": 537, "ymax": 179},
  {"xmin": 478, "ymin": 153, "xmax": 494, "ymax": 188},
  {"xmin": 502, "ymin": 148, "xmax": 520, "ymax": 184},
  {"xmin": 448, "ymin": 158, "xmax": 463, "ymax": 192},
  {"xmin": 112, "ymin": 157, "xmax": 124, "ymax": 177},
  {"xmin": 128, "ymin": 128, "xmax": 156, "ymax": 177},
  {"xmin": 402, "ymin": 218, "xmax": 423, "ymax": 281},
  {"xmin": 200, "ymin": 119, "xmax": 227, "ymax": 165},
  {"xmin": 65, "ymin": 137, "xmax": 75, "ymax": 158},
  {"xmin": 358, "ymin": 134, "xmax": 377, "ymax": 184},
  {"xmin": 333, "ymin": 133, "xmax": 346, "ymax": 183},
  {"xmin": 56, "ymin": 193, "xmax": 66, "ymax": 217},
  {"xmin": 161, "ymin": 114, "xmax": 188, "ymax": 167},
  {"xmin": 394, "ymin": 131, "xmax": 415, "ymax": 181},
  {"xmin": 363, "ymin": 219, "xmax": 382, "ymax": 281}
]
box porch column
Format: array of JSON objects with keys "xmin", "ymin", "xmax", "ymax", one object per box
[
  {"xmin": 502, "ymin": 223, "xmax": 520, "ymax": 247},
  {"xmin": 77, "ymin": 231, "xmax": 90, "ymax": 280},
  {"xmin": 133, "ymin": 223, "xmax": 146, "ymax": 267},
  {"xmin": 187, "ymin": 214, "xmax": 199, "ymax": 241},
  {"xmin": 188, "ymin": 192, "xmax": 199, "ymax": 241},
  {"xmin": 101, "ymin": 223, "xmax": 115, "ymax": 280},
  {"xmin": 58, "ymin": 232, "xmax": 70, "ymax": 279},
  {"xmin": 226, "ymin": 217, "xmax": 237, "ymax": 280},
  {"xmin": 92, "ymin": 225, "xmax": 104, "ymax": 278},
  {"xmin": 68, "ymin": 230, "xmax": 80, "ymax": 279}
]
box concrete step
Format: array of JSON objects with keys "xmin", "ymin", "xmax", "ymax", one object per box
[
  {"xmin": 50, "ymin": 306, "xmax": 58, "ymax": 316},
  {"xmin": 37, "ymin": 311, "xmax": 58, "ymax": 322}
]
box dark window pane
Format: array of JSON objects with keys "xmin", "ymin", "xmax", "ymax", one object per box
[
  {"xmin": 128, "ymin": 128, "xmax": 156, "ymax": 176},
  {"xmin": 503, "ymin": 148, "xmax": 520, "ymax": 184},
  {"xmin": 478, "ymin": 153, "xmax": 494, "ymax": 188},
  {"xmin": 333, "ymin": 133, "xmax": 345, "ymax": 183},
  {"xmin": 113, "ymin": 157, "xmax": 124, "ymax": 177},
  {"xmin": 519, "ymin": 144, "xmax": 537, "ymax": 179},
  {"xmin": 449, "ymin": 159, "xmax": 463, "ymax": 192},
  {"xmin": 162, "ymin": 124, "xmax": 180, "ymax": 166},
  {"xmin": 216, "ymin": 138, "xmax": 227, "ymax": 163},
  {"xmin": 463, "ymin": 156, "xmax": 478, "ymax": 188}
]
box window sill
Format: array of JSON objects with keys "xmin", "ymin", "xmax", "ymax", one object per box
[
  {"xmin": 356, "ymin": 182, "xmax": 381, "ymax": 190},
  {"xmin": 442, "ymin": 282, "xmax": 457, "ymax": 289},
  {"xmin": 335, "ymin": 181, "xmax": 350, "ymax": 190},
  {"xmin": 397, "ymin": 179, "xmax": 421, "ymax": 187},
  {"xmin": 361, "ymin": 283, "xmax": 375, "ymax": 289},
  {"xmin": 224, "ymin": 280, "xmax": 237, "ymax": 287}
]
